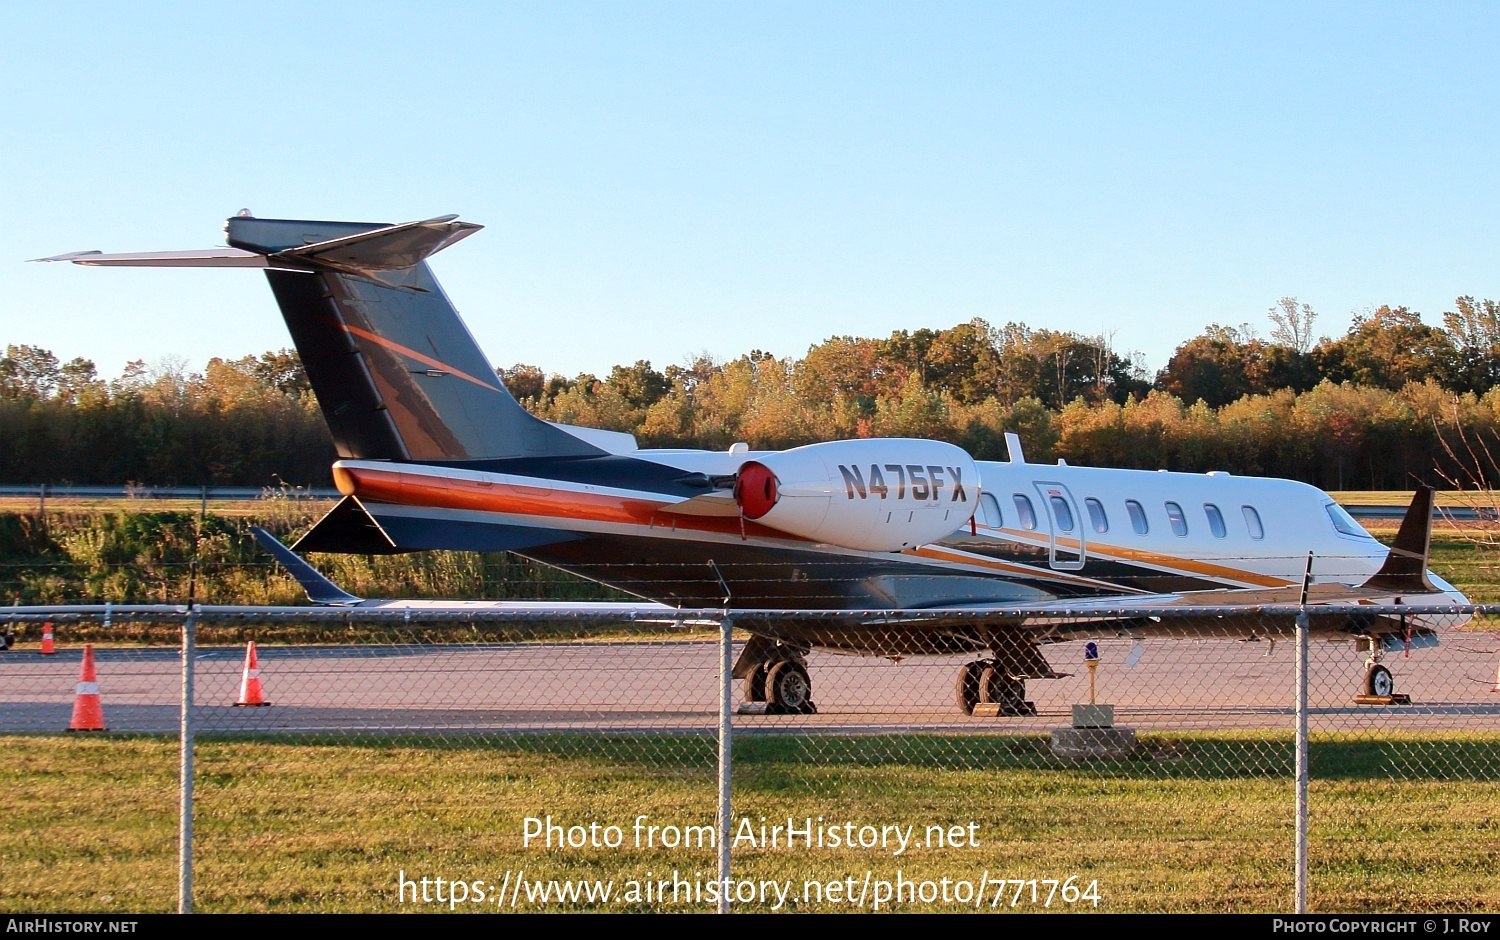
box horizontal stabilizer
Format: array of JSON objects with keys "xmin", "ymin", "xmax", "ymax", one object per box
[
  {"xmin": 32, "ymin": 215, "xmax": 480, "ymax": 284},
  {"xmin": 31, "ymin": 248, "xmax": 281, "ymax": 268},
  {"xmin": 250, "ymin": 527, "xmax": 362, "ymax": 605},
  {"xmin": 273, "ymin": 214, "xmax": 482, "ymax": 277}
]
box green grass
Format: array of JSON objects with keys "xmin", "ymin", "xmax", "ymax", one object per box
[
  {"xmin": 1407, "ymin": 535, "xmax": 1500, "ymax": 603},
  {"xmin": 3, "ymin": 734, "xmax": 1498, "ymax": 913}
]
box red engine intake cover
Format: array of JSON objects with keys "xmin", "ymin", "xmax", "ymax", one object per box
[{"xmin": 734, "ymin": 461, "xmax": 779, "ymax": 520}]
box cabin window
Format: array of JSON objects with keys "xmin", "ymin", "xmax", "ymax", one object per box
[
  {"xmin": 978, "ymin": 492, "xmax": 1003, "ymax": 528},
  {"xmin": 1165, "ymin": 501, "xmax": 1188, "ymax": 537},
  {"xmin": 1126, "ymin": 499, "xmax": 1148, "ymax": 535},
  {"xmin": 1204, "ymin": 503, "xmax": 1227, "ymax": 539},
  {"xmin": 1013, "ymin": 494, "xmax": 1038, "ymax": 531},
  {"xmin": 1242, "ymin": 505, "xmax": 1264, "ymax": 540},
  {"xmin": 1085, "ymin": 497, "xmax": 1109, "ymax": 533},
  {"xmin": 1325, "ymin": 502, "xmax": 1377, "ymax": 540},
  {"xmin": 1048, "ymin": 496, "xmax": 1075, "ymax": 532}
]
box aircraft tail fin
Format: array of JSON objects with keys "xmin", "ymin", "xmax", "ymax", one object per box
[
  {"xmin": 1362, "ymin": 486, "xmax": 1437, "ymax": 594},
  {"xmin": 249, "ymin": 527, "xmax": 363, "ymax": 605},
  {"xmin": 40, "ymin": 213, "xmax": 604, "ymax": 464},
  {"xmin": 233, "ymin": 214, "xmax": 603, "ymax": 463}
]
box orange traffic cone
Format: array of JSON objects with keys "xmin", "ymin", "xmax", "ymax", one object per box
[
  {"xmin": 234, "ymin": 641, "xmax": 270, "ymax": 707},
  {"xmin": 39, "ymin": 621, "xmax": 56, "ymax": 655},
  {"xmin": 68, "ymin": 644, "xmax": 106, "ymax": 731}
]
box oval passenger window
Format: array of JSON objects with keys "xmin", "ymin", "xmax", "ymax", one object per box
[
  {"xmin": 1165, "ymin": 501, "xmax": 1188, "ymax": 537},
  {"xmin": 1049, "ymin": 496, "xmax": 1074, "ymax": 532},
  {"xmin": 1204, "ymin": 503, "xmax": 1226, "ymax": 539},
  {"xmin": 1013, "ymin": 494, "xmax": 1037, "ymax": 531},
  {"xmin": 1086, "ymin": 498, "xmax": 1108, "ymax": 533}
]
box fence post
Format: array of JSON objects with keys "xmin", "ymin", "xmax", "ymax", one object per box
[
  {"xmin": 179, "ymin": 608, "xmax": 196, "ymax": 914},
  {"xmin": 1295, "ymin": 608, "xmax": 1309, "ymax": 914},
  {"xmin": 717, "ymin": 615, "xmax": 733, "ymax": 914}
]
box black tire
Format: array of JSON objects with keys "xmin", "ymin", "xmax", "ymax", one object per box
[
  {"xmin": 956, "ymin": 661, "xmax": 984, "ymax": 715},
  {"xmin": 743, "ymin": 662, "xmax": 769, "ymax": 702},
  {"xmin": 978, "ymin": 665, "xmax": 1001, "ymax": 704},
  {"xmin": 1364, "ymin": 664, "xmax": 1395, "ymax": 697},
  {"xmin": 765, "ymin": 661, "xmax": 813, "ymax": 714},
  {"xmin": 980, "ymin": 664, "xmax": 1027, "ymax": 714}
]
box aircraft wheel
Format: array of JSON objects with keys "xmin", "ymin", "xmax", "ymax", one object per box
[
  {"xmin": 981, "ymin": 667, "xmax": 1028, "ymax": 715},
  {"xmin": 743, "ymin": 662, "xmax": 769, "ymax": 702},
  {"xmin": 956, "ymin": 661, "xmax": 985, "ymax": 715},
  {"xmin": 765, "ymin": 661, "xmax": 814, "ymax": 715},
  {"xmin": 978, "ymin": 664, "xmax": 1002, "ymax": 704},
  {"xmin": 1364, "ymin": 664, "xmax": 1395, "ymax": 698}
]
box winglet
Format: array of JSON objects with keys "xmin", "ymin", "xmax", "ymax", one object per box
[
  {"xmin": 1362, "ymin": 486, "xmax": 1437, "ymax": 593},
  {"xmin": 250, "ymin": 527, "xmax": 363, "ymax": 605}
]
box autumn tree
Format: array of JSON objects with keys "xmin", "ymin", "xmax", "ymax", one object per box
[
  {"xmin": 1268, "ymin": 297, "xmax": 1318, "ymax": 354},
  {"xmin": 1314, "ymin": 306, "xmax": 1457, "ymax": 390},
  {"xmin": 1442, "ymin": 296, "xmax": 1500, "ymax": 394},
  {"xmin": 1156, "ymin": 325, "xmax": 1261, "ymax": 407}
]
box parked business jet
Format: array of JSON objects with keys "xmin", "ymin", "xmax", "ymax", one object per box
[{"xmin": 38, "ymin": 214, "xmax": 1470, "ymax": 714}]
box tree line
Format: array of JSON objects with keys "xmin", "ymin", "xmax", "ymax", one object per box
[
  {"xmin": 5, "ymin": 295, "xmax": 1500, "ymax": 490},
  {"xmin": 0, "ymin": 350, "xmax": 332, "ymax": 486}
]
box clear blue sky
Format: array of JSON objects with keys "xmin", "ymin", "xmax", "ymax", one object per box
[{"xmin": 3, "ymin": 2, "xmax": 1497, "ymax": 382}]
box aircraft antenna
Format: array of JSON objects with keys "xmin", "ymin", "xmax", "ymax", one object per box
[{"xmin": 707, "ymin": 560, "xmax": 733, "ymax": 609}]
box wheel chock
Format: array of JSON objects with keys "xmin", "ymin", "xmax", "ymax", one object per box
[{"xmin": 1353, "ymin": 693, "xmax": 1411, "ymax": 705}]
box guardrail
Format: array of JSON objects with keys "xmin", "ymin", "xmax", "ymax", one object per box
[{"xmin": 0, "ymin": 484, "xmax": 340, "ymax": 500}]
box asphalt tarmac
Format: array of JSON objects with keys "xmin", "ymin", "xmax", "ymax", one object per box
[{"xmin": 2, "ymin": 635, "xmax": 1497, "ymax": 736}]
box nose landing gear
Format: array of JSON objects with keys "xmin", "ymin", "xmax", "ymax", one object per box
[
  {"xmin": 1363, "ymin": 662, "xmax": 1394, "ymax": 698},
  {"xmin": 1354, "ymin": 638, "xmax": 1410, "ymax": 704}
]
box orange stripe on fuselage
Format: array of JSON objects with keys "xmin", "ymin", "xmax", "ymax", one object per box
[
  {"xmin": 340, "ymin": 466, "xmax": 797, "ymax": 541},
  {"xmin": 909, "ymin": 544, "xmax": 1135, "ymax": 591},
  {"xmin": 984, "ymin": 526, "xmax": 1290, "ymax": 588}
]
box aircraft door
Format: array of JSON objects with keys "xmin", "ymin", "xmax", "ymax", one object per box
[{"xmin": 1033, "ymin": 481, "xmax": 1086, "ymax": 570}]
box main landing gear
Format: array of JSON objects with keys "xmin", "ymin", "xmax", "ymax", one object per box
[
  {"xmin": 737, "ymin": 637, "xmax": 817, "ymax": 715},
  {"xmin": 955, "ymin": 641, "xmax": 1059, "ymax": 716},
  {"xmin": 955, "ymin": 660, "xmax": 1037, "ymax": 716}
]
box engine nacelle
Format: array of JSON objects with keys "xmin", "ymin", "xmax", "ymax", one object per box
[{"xmin": 734, "ymin": 439, "xmax": 978, "ymax": 552}]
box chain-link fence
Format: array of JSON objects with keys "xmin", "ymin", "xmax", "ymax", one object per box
[{"xmin": 2, "ymin": 602, "xmax": 1495, "ymax": 914}]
